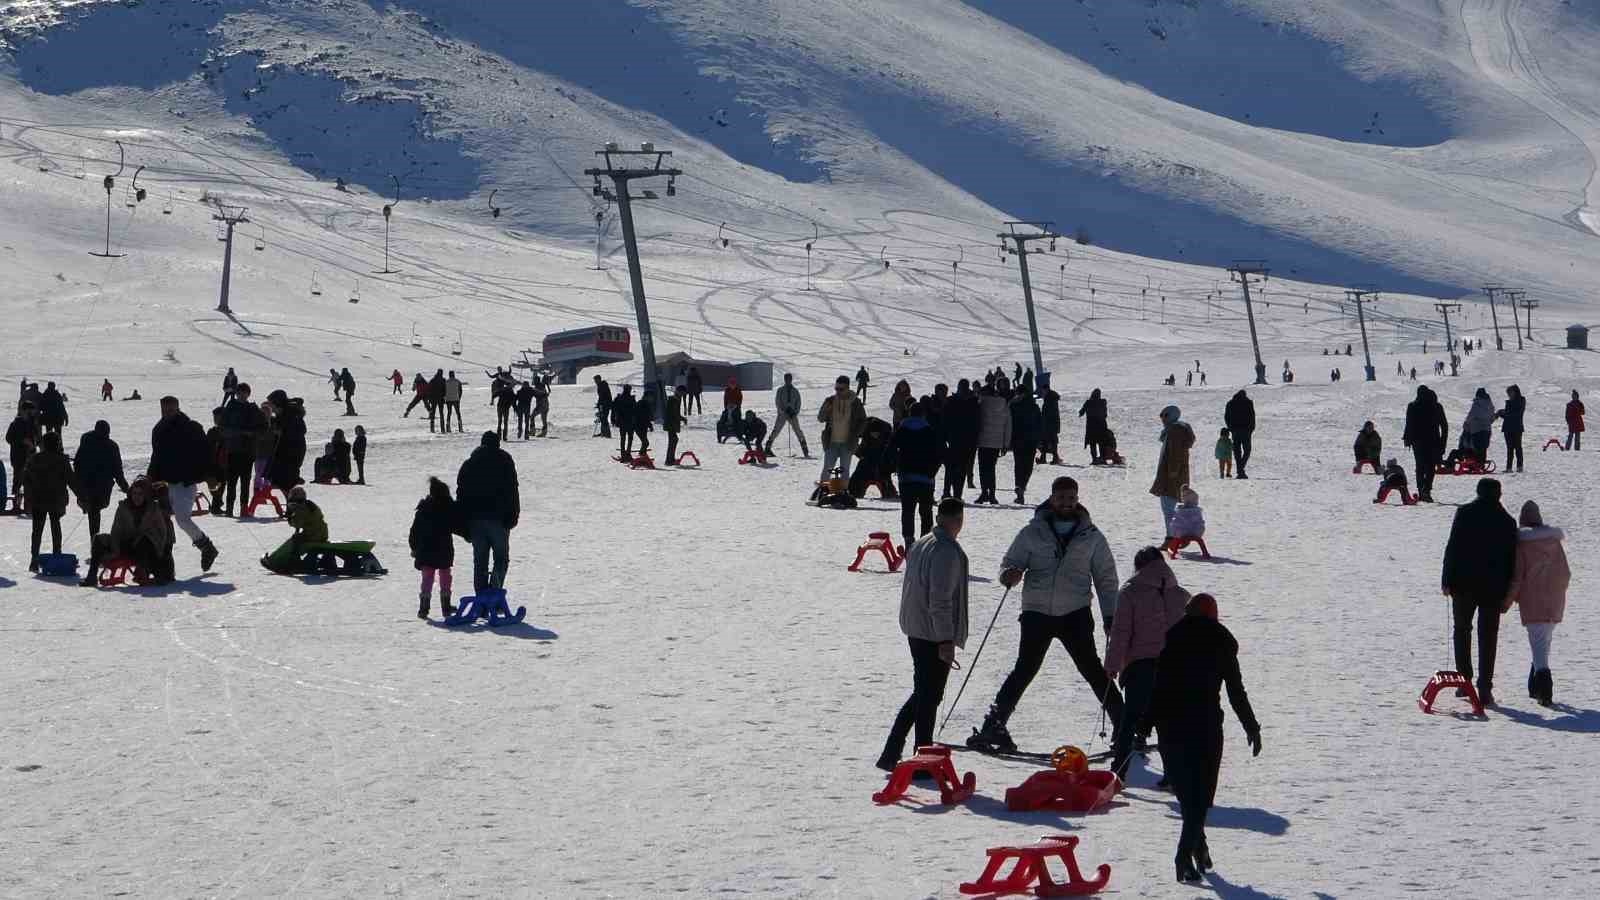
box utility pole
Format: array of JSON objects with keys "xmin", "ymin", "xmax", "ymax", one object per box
[
  {"xmin": 998, "ymin": 221, "xmax": 1061, "ymax": 389},
  {"xmin": 1434, "ymin": 302, "xmax": 1462, "ymax": 375},
  {"xmin": 1229, "ymin": 260, "xmax": 1271, "ymax": 385},
  {"xmin": 1510, "ymin": 290, "xmax": 1536, "ymax": 343},
  {"xmin": 586, "ymin": 141, "xmax": 680, "ymax": 419},
  {"xmin": 1483, "ymin": 285, "xmax": 1506, "ymax": 350},
  {"xmin": 212, "ymin": 203, "xmax": 250, "ymax": 314},
  {"xmin": 1346, "ymin": 288, "xmax": 1379, "ymax": 381}
]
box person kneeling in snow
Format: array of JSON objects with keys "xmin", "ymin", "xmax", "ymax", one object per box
[
  {"xmin": 261, "ymin": 486, "xmax": 329, "ymax": 572},
  {"xmin": 1374, "ymin": 459, "xmax": 1414, "ymax": 505},
  {"xmin": 1169, "ymin": 486, "xmax": 1205, "ymax": 540},
  {"xmin": 1353, "ymin": 421, "xmax": 1382, "ymax": 471}
]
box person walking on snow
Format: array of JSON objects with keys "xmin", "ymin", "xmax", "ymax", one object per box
[
  {"xmin": 1009, "ymin": 387, "xmax": 1042, "ymax": 505},
  {"xmin": 877, "ymin": 498, "xmax": 969, "ymax": 770},
  {"xmin": 455, "ymin": 432, "xmax": 519, "ymax": 594},
  {"xmin": 1079, "ymin": 389, "xmax": 1111, "ymax": 465},
  {"xmin": 148, "ymin": 396, "xmax": 219, "ymax": 572},
  {"xmin": 766, "ymin": 373, "xmax": 810, "ymax": 458},
  {"xmin": 1151, "ymin": 405, "xmax": 1195, "ymax": 539},
  {"xmin": 1505, "ymin": 500, "xmax": 1568, "ymax": 706},
  {"xmin": 222, "ymin": 367, "xmax": 238, "ymax": 403},
  {"xmin": 1441, "ymin": 477, "xmax": 1518, "ymax": 706},
  {"xmin": 967, "ymin": 476, "xmax": 1124, "ymax": 753},
  {"xmin": 1403, "ymin": 385, "xmax": 1448, "ymax": 503},
  {"xmin": 1104, "ymin": 546, "xmax": 1190, "ymax": 779},
  {"xmin": 1495, "ymin": 385, "xmax": 1526, "ymax": 472},
  {"xmin": 1223, "ymin": 390, "xmax": 1255, "ymax": 478},
  {"xmin": 974, "ymin": 379, "xmax": 1011, "ymax": 505},
  {"xmin": 74, "ymin": 420, "xmax": 128, "ymax": 537},
  {"xmin": 1144, "ymin": 593, "xmax": 1262, "ymax": 884},
  {"xmin": 1565, "ymin": 390, "xmax": 1585, "ymax": 451},
  {"xmin": 329, "ymin": 369, "xmax": 342, "ymax": 400},
  {"xmin": 817, "ymin": 375, "xmax": 867, "ymax": 484},
  {"xmin": 855, "ymin": 366, "xmax": 871, "ymax": 402},
  {"xmin": 664, "ymin": 386, "xmax": 686, "ymax": 465},
  {"xmin": 887, "ymin": 400, "xmax": 943, "ymax": 551}
]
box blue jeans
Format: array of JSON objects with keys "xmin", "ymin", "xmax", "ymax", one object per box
[
  {"xmin": 469, "ymin": 520, "xmax": 510, "ymax": 594},
  {"xmin": 1160, "ymin": 495, "xmax": 1179, "ymax": 537},
  {"xmin": 819, "ymin": 443, "xmax": 853, "ymax": 482}
]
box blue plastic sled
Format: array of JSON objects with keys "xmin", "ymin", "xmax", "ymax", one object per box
[{"xmin": 443, "ymin": 588, "xmax": 526, "ymax": 627}]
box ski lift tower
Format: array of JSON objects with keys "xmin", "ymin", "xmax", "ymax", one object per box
[
  {"xmin": 585, "ymin": 142, "xmax": 681, "ymax": 419},
  {"xmin": 1229, "ymin": 260, "xmax": 1271, "ymax": 385},
  {"xmin": 212, "ymin": 202, "xmax": 250, "ymax": 314},
  {"xmin": 1345, "ymin": 287, "xmax": 1380, "ymax": 381},
  {"xmin": 998, "ymin": 221, "xmax": 1061, "ymax": 390}
]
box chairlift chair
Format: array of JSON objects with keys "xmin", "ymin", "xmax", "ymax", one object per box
[
  {"xmin": 310, "ymin": 270, "xmax": 322, "ymax": 296},
  {"xmin": 410, "ymin": 323, "xmax": 422, "ymax": 348},
  {"xmin": 161, "ymin": 194, "xmax": 173, "ymax": 215},
  {"xmin": 450, "ymin": 332, "xmax": 463, "ymax": 356},
  {"xmin": 253, "ymin": 227, "xmax": 265, "ymax": 251},
  {"xmin": 349, "ymin": 281, "xmax": 361, "ymax": 304}
]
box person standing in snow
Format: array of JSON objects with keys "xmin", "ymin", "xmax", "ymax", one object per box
[
  {"xmin": 1037, "ymin": 388, "xmax": 1062, "ymax": 466},
  {"xmin": 1495, "ymin": 385, "xmax": 1526, "ymax": 473},
  {"xmin": 390, "ymin": 369, "xmax": 404, "ymax": 395},
  {"xmin": 941, "ymin": 380, "xmax": 980, "ymax": 500},
  {"xmin": 455, "ymin": 432, "xmax": 519, "ymax": 594},
  {"xmin": 1223, "ymin": 390, "xmax": 1255, "ymax": 479},
  {"xmin": 686, "ymin": 366, "xmax": 704, "ymax": 416},
  {"xmin": 855, "ymin": 366, "xmax": 871, "ymax": 403},
  {"xmin": 1504, "ymin": 500, "xmax": 1568, "ymax": 706},
  {"xmin": 495, "ymin": 378, "xmax": 516, "ymax": 442},
  {"xmin": 74, "ymin": 420, "xmax": 129, "ymax": 537},
  {"xmin": 1462, "ymin": 387, "xmax": 1495, "ymax": 463},
  {"xmin": 532, "ymin": 375, "xmax": 551, "ymax": 438},
  {"xmin": 1145, "ymin": 593, "xmax": 1261, "ymax": 884},
  {"xmin": 37, "ymin": 382, "xmax": 68, "ymax": 437},
  {"xmin": 444, "ymin": 371, "xmax": 464, "ymax": 432},
  {"xmin": 664, "ymin": 385, "xmax": 687, "ymax": 466},
  {"xmin": 410, "ymin": 476, "xmax": 456, "ymax": 620},
  {"xmin": 1009, "ymin": 387, "xmax": 1042, "ymax": 506},
  {"xmin": 612, "ymin": 384, "xmax": 637, "ymax": 458},
  {"xmin": 514, "ymin": 379, "xmax": 535, "ymax": 440},
  {"xmin": 1403, "ymin": 385, "xmax": 1447, "ymax": 502},
  {"xmin": 974, "ymin": 379, "xmax": 1011, "ymax": 506},
  {"xmin": 148, "ymin": 396, "xmax": 219, "ymax": 573},
  {"xmin": 766, "ymin": 373, "xmax": 810, "ymax": 458},
  {"xmin": 222, "ymin": 367, "xmax": 238, "ymax": 404},
  {"xmin": 632, "ymin": 389, "xmax": 655, "ymax": 456},
  {"xmin": 877, "ymin": 497, "xmax": 968, "ymax": 771},
  {"xmin": 887, "ymin": 400, "xmax": 943, "ymax": 551},
  {"xmin": 1079, "ymin": 388, "xmax": 1111, "ymax": 465},
  {"xmin": 1441, "ymin": 477, "xmax": 1518, "ymax": 706},
  {"xmin": 967, "ymin": 476, "xmax": 1124, "ymax": 753},
  {"xmin": 593, "ymin": 374, "xmax": 613, "ymax": 438},
  {"xmin": 1104, "ymin": 545, "xmax": 1190, "ymax": 779},
  {"xmin": 1151, "ymin": 405, "xmax": 1195, "ymax": 539},
  {"xmin": 352, "ymin": 425, "xmax": 367, "ymax": 485},
  {"xmin": 817, "ymin": 375, "xmax": 867, "ymax": 484},
  {"xmin": 21, "ymin": 431, "xmax": 75, "ymax": 571},
  {"xmin": 1565, "ymin": 390, "xmax": 1585, "ymax": 451},
  {"xmin": 329, "ymin": 369, "xmax": 342, "ymax": 400},
  {"xmin": 889, "ymin": 380, "xmax": 914, "ymax": 428}
]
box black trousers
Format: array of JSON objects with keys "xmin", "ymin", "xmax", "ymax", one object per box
[
  {"xmin": 1231, "ymin": 431, "xmax": 1253, "ymax": 474},
  {"xmin": 225, "ymin": 453, "xmax": 253, "ymax": 514},
  {"xmin": 885, "ymin": 637, "xmax": 952, "ymax": 757},
  {"xmin": 596, "ymin": 402, "xmax": 612, "ymax": 436},
  {"xmin": 1453, "ymin": 592, "xmax": 1503, "ymax": 694},
  {"xmin": 1161, "ymin": 720, "xmax": 1224, "ymax": 863},
  {"xmin": 354, "ymin": 457, "xmax": 365, "ymax": 484},
  {"xmin": 977, "ymin": 447, "xmax": 1001, "ymax": 496},
  {"xmin": 1412, "ymin": 445, "xmax": 1440, "ymax": 498},
  {"xmin": 1038, "ymin": 434, "xmax": 1059, "ymax": 462},
  {"xmin": 404, "ymin": 393, "xmax": 426, "ymax": 416},
  {"xmin": 86, "ymin": 507, "xmax": 103, "ymax": 537},
  {"xmin": 1013, "ymin": 443, "xmax": 1038, "ymax": 495},
  {"xmin": 497, "ymin": 405, "xmax": 512, "ymax": 440},
  {"xmin": 1504, "ymin": 432, "xmax": 1524, "ymax": 471},
  {"xmin": 30, "ymin": 508, "xmax": 62, "ymax": 558},
  {"xmin": 666, "ymin": 430, "xmax": 679, "ymax": 462},
  {"xmin": 943, "ymin": 445, "xmax": 974, "ymax": 498},
  {"xmin": 899, "ymin": 481, "xmax": 934, "ymax": 548},
  {"xmin": 993, "ymin": 609, "xmax": 1124, "ymax": 724},
  {"xmin": 689, "ymin": 391, "xmax": 702, "ymax": 415},
  {"xmin": 1110, "ymin": 658, "xmax": 1158, "ymax": 773}
]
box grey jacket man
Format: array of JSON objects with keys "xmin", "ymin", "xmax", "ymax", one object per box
[
  {"xmin": 776, "ymin": 383, "xmax": 802, "ymax": 418},
  {"xmin": 899, "ymin": 527, "xmax": 969, "ymax": 646},
  {"xmin": 1001, "ymin": 502, "xmax": 1119, "ymax": 621}
]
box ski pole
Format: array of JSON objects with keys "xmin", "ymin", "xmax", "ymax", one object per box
[{"xmin": 937, "ymin": 585, "xmax": 1010, "ymax": 740}]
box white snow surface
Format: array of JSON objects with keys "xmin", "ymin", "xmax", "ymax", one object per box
[{"xmin": 1, "ymin": 2, "xmax": 1599, "ymax": 898}]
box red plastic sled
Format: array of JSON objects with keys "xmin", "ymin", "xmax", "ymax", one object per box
[
  {"xmin": 97, "ymin": 557, "xmax": 147, "ymax": 588},
  {"xmin": 1418, "ymin": 670, "xmax": 1484, "ymax": 716},
  {"xmin": 1162, "ymin": 535, "xmax": 1209, "ymax": 559},
  {"xmin": 848, "ymin": 532, "xmax": 904, "ymax": 573},
  {"xmin": 613, "ymin": 452, "xmax": 656, "ymax": 470},
  {"xmin": 1352, "ymin": 460, "xmax": 1381, "ymax": 474},
  {"xmin": 959, "ymin": 834, "xmax": 1111, "ymax": 897},
  {"xmin": 244, "ymin": 485, "xmax": 286, "ymax": 518},
  {"xmin": 1004, "ymin": 769, "xmax": 1122, "ymax": 814},
  {"xmin": 1374, "ymin": 486, "xmax": 1417, "ymax": 506},
  {"xmin": 737, "ymin": 448, "xmax": 769, "ymax": 466},
  {"xmin": 674, "ymin": 451, "xmax": 701, "ymax": 468},
  {"xmin": 873, "ymin": 745, "xmax": 975, "ymax": 806},
  {"xmin": 1542, "ymin": 438, "xmax": 1565, "ymax": 452}
]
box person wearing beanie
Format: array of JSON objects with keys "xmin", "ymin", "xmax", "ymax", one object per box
[
  {"xmin": 1144, "ymin": 592, "xmax": 1261, "ymax": 884},
  {"xmin": 1151, "ymin": 405, "xmax": 1195, "ymax": 539},
  {"xmin": 1504, "ymin": 500, "xmax": 1569, "ymax": 705},
  {"xmin": 1441, "ymin": 477, "xmax": 1518, "ymax": 705},
  {"xmin": 1169, "ymin": 485, "xmax": 1205, "ymax": 540},
  {"xmin": 455, "ymin": 431, "xmax": 520, "ymax": 593},
  {"xmin": 1353, "ymin": 421, "xmax": 1381, "ymax": 472}
]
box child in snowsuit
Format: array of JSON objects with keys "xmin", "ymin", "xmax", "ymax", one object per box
[
  {"xmin": 1215, "ymin": 428, "xmax": 1232, "ymax": 479},
  {"xmin": 1374, "ymin": 459, "xmax": 1414, "ymax": 505},
  {"xmin": 1505, "ymin": 500, "xmax": 1568, "ymax": 705},
  {"xmin": 409, "ymin": 476, "xmax": 456, "ymax": 619},
  {"xmin": 261, "ymin": 486, "xmax": 329, "ymax": 572},
  {"xmin": 352, "ymin": 426, "xmax": 367, "ymax": 485},
  {"xmin": 1169, "ymin": 485, "xmax": 1206, "ymax": 540}
]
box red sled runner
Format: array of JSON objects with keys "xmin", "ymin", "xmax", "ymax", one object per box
[
  {"xmin": 959, "ymin": 834, "xmax": 1111, "ymax": 897},
  {"xmin": 1418, "ymin": 670, "xmax": 1484, "ymax": 717},
  {"xmin": 873, "ymin": 745, "xmax": 975, "ymax": 805},
  {"xmin": 848, "ymin": 532, "xmax": 904, "ymax": 573}
]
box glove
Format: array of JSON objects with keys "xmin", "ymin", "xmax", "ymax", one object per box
[{"xmin": 1247, "ymin": 730, "xmax": 1262, "ymax": 757}]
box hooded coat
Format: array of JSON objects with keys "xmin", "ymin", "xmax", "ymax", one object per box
[
  {"xmin": 267, "ymin": 397, "xmax": 307, "ymax": 491},
  {"xmin": 22, "ymin": 443, "xmax": 75, "ymax": 515},
  {"xmin": 1463, "ymin": 391, "xmax": 1496, "ymax": 436},
  {"xmin": 1104, "ymin": 557, "xmax": 1190, "ymax": 675},
  {"xmin": 1078, "ymin": 390, "xmax": 1110, "ymax": 447},
  {"xmin": 456, "ymin": 440, "xmax": 521, "ymax": 529},
  {"xmin": 1505, "ymin": 526, "xmax": 1568, "ymax": 624},
  {"xmin": 408, "ymin": 494, "xmax": 456, "ymax": 570},
  {"xmin": 1000, "ymin": 502, "xmax": 1119, "ymax": 620},
  {"xmin": 1403, "ymin": 386, "xmax": 1448, "ymax": 450},
  {"xmin": 108, "ymin": 494, "xmax": 175, "ymax": 558},
  {"xmin": 1223, "ymin": 391, "xmax": 1255, "ymax": 436},
  {"xmin": 74, "ymin": 424, "xmax": 129, "ymax": 512},
  {"xmin": 1354, "ymin": 425, "xmax": 1382, "ymax": 462},
  {"xmin": 1566, "ymin": 398, "xmax": 1585, "ymax": 433},
  {"xmin": 818, "ymin": 392, "xmax": 867, "ymax": 449},
  {"xmin": 1150, "ymin": 406, "xmax": 1194, "ymax": 500}
]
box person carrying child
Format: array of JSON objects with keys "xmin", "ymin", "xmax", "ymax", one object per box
[
  {"xmin": 1353, "ymin": 421, "xmax": 1381, "ymax": 473},
  {"xmin": 1504, "ymin": 500, "xmax": 1568, "ymax": 706},
  {"xmin": 1215, "ymin": 428, "xmax": 1232, "ymax": 479},
  {"xmin": 261, "ymin": 486, "xmax": 329, "ymax": 572},
  {"xmin": 1374, "ymin": 459, "xmax": 1415, "ymax": 505},
  {"xmin": 409, "ymin": 476, "xmax": 456, "ymax": 619}
]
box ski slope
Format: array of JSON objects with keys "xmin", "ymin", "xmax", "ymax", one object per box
[{"xmin": 2, "ymin": 2, "xmax": 1599, "ymax": 898}]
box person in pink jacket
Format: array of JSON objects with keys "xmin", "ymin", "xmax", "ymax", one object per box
[
  {"xmin": 1105, "ymin": 546, "xmax": 1191, "ymax": 779},
  {"xmin": 1504, "ymin": 500, "xmax": 1569, "ymax": 706}
]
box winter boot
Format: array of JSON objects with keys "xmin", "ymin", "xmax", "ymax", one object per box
[
  {"xmin": 1175, "ymin": 856, "xmax": 1201, "ymax": 884},
  {"xmin": 1534, "ymin": 669, "xmax": 1554, "ymax": 706},
  {"xmin": 196, "ymin": 537, "xmax": 219, "ymax": 572},
  {"xmin": 440, "ymin": 588, "xmax": 454, "ymax": 618},
  {"xmin": 1528, "ymin": 666, "xmax": 1538, "ymax": 700},
  {"xmin": 418, "ymin": 591, "xmax": 430, "ymax": 620},
  {"xmin": 1193, "ymin": 841, "xmax": 1213, "ymax": 873},
  {"xmin": 875, "ymin": 744, "xmax": 901, "ymax": 773},
  {"xmin": 28, "ymin": 555, "xmax": 40, "ymax": 573},
  {"xmin": 966, "ymin": 705, "xmax": 1016, "ymax": 753}
]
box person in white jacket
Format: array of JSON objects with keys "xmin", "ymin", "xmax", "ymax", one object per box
[
  {"xmin": 967, "ymin": 476, "xmax": 1124, "ymax": 753},
  {"xmin": 974, "ymin": 379, "xmax": 1012, "ymax": 505},
  {"xmin": 878, "ymin": 498, "xmax": 969, "ymax": 770},
  {"xmin": 766, "ymin": 373, "xmax": 810, "ymax": 458}
]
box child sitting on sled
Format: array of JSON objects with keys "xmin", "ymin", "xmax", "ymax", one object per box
[{"xmin": 261, "ymin": 486, "xmax": 330, "ymax": 572}]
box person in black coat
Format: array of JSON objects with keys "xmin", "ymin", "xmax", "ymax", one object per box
[
  {"xmin": 633, "ymin": 390, "xmax": 655, "ymax": 455},
  {"xmin": 38, "ymin": 382, "xmax": 68, "ymax": 435},
  {"xmin": 1079, "ymin": 388, "xmax": 1110, "ymax": 464},
  {"xmin": 941, "ymin": 380, "xmax": 980, "ymax": 501},
  {"xmin": 1495, "ymin": 384, "xmax": 1526, "ymax": 473},
  {"xmin": 1441, "ymin": 478, "xmax": 1518, "ymax": 704},
  {"xmin": 1009, "ymin": 391, "xmax": 1043, "ymax": 505},
  {"xmin": 409, "ymin": 476, "xmax": 456, "ymax": 619},
  {"xmin": 739, "ymin": 410, "xmax": 767, "ymax": 456},
  {"xmin": 887, "ymin": 401, "xmax": 943, "ymax": 550},
  {"xmin": 611, "ymin": 385, "xmax": 637, "ymax": 457},
  {"xmin": 1038, "ymin": 389, "xmax": 1062, "ymax": 465},
  {"xmin": 339, "ymin": 368, "xmax": 357, "ymax": 417},
  {"xmin": 455, "ymin": 432, "xmax": 520, "ymax": 593},
  {"xmin": 1145, "ymin": 593, "xmax": 1261, "ymax": 884},
  {"xmin": 74, "ymin": 420, "xmax": 129, "ymax": 536},
  {"xmin": 427, "ymin": 369, "xmax": 448, "ymax": 433},
  {"xmin": 148, "ymin": 397, "xmax": 218, "ymax": 571},
  {"xmin": 1222, "ymin": 390, "xmax": 1255, "ymax": 478},
  {"xmin": 220, "ymin": 385, "xmax": 264, "ymax": 516},
  {"xmin": 664, "ymin": 386, "xmax": 686, "ymax": 465},
  {"xmin": 1402, "ymin": 385, "xmax": 1448, "ymax": 502},
  {"xmin": 593, "ymin": 374, "xmax": 614, "ymax": 438},
  {"xmin": 7, "ymin": 403, "xmax": 39, "ymax": 510},
  {"xmin": 265, "ymin": 391, "xmax": 307, "ymax": 493}
]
